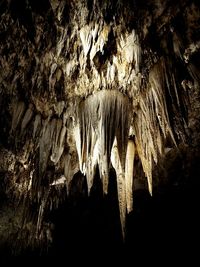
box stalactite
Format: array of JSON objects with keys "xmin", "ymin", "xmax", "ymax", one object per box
[
  {"xmin": 11, "ymin": 101, "xmax": 25, "ymax": 133},
  {"xmin": 39, "ymin": 119, "xmax": 56, "ymax": 177},
  {"xmin": 74, "ymin": 125, "xmax": 82, "ymax": 171},
  {"xmin": 63, "ymin": 152, "xmax": 79, "ymax": 193},
  {"xmin": 125, "ymin": 139, "xmax": 135, "ymax": 213},
  {"xmin": 51, "ymin": 119, "xmax": 62, "ymax": 162},
  {"xmin": 0, "ymin": 0, "xmax": 198, "ymax": 252},
  {"xmin": 51, "ymin": 120, "xmax": 67, "ymax": 164},
  {"xmin": 36, "ymin": 189, "xmax": 50, "ymax": 235},
  {"xmin": 73, "ymin": 90, "xmax": 131, "ymax": 234},
  {"xmin": 75, "ymin": 90, "xmax": 130, "ymax": 195},
  {"xmin": 133, "ymin": 57, "xmax": 184, "ymax": 195},
  {"xmin": 80, "ymin": 24, "xmax": 93, "ymax": 58},
  {"xmin": 172, "ymin": 31, "xmax": 184, "ymax": 60},
  {"xmin": 33, "ymin": 114, "xmax": 42, "ymax": 138},
  {"xmin": 111, "ymin": 139, "xmax": 126, "ymax": 239},
  {"xmin": 20, "ymin": 104, "xmax": 34, "ymax": 135}
]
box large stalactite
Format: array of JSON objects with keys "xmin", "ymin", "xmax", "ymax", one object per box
[{"xmin": 0, "ymin": 0, "xmax": 200, "ymax": 257}]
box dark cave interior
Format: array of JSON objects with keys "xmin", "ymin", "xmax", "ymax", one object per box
[
  {"xmin": 0, "ymin": 0, "xmax": 200, "ymax": 263},
  {"xmin": 1, "ymin": 159, "xmax": 200, "ymax": 262}
]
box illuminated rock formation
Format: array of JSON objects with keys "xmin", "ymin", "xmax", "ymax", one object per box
[{"xmin": 0, "ymin": 0, "xmax": 199, "ymax": 256}]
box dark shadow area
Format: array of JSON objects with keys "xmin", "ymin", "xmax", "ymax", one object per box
[{"xmin": 1, "ymin": 161, "xmax": 199, "ymax": 265}]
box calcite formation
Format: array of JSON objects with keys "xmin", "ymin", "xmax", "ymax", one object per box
[{"xmin": 0, "ymin": 0, "xmax": 199, "ymax": 252}]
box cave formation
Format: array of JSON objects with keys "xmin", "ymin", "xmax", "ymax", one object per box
[{"xmin": 0, "ymin": 0, "xmax": 200, "ymax": 261}]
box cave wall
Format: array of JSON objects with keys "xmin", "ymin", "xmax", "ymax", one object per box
[{"xmin": 0, "ymin": 0, "xmax": 200, "ymax": 257}]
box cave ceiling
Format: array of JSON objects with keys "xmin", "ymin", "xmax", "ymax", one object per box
[{"xmin": 0, "ymin": 0, "xmax": 200, "ymax": 252}]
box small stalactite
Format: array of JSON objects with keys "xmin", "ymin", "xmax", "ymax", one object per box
[
  {"xmin": 33, "ymin": 114, "xmax": 42, "ymax": 138},
  {"xmin": 20, "ymin": 104, "xmax": 34, "ymax": 135},
  {"xmin": 39, "ymin": 119, "xmax": 56, "ymax": 178},
  {"xmin": 62, "ymin": 151, "xmax": 79, "ymax": 193},
  {"xmin": 51, "ymin": 119, "xmax": 67, "ymax": 164},
  {"xmin": 11, "ymin": 101, "xmax": 26, "ymax": 134},
  {"xmin": 111, "ymin": 138, "xmax": 126, "ymax": 239},
  {"xmin": 125, "ymin": 139, "xmax": 136, "ymax": 213}
]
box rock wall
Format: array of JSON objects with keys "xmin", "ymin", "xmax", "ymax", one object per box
[{"xmin": 0, "ymin": 0, "xmax": 200, "ymax": 255}]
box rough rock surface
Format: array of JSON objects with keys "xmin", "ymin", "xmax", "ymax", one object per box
[{"xmin": 0, "ymin": 0, "xmax": 200, "ymax": 257}]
